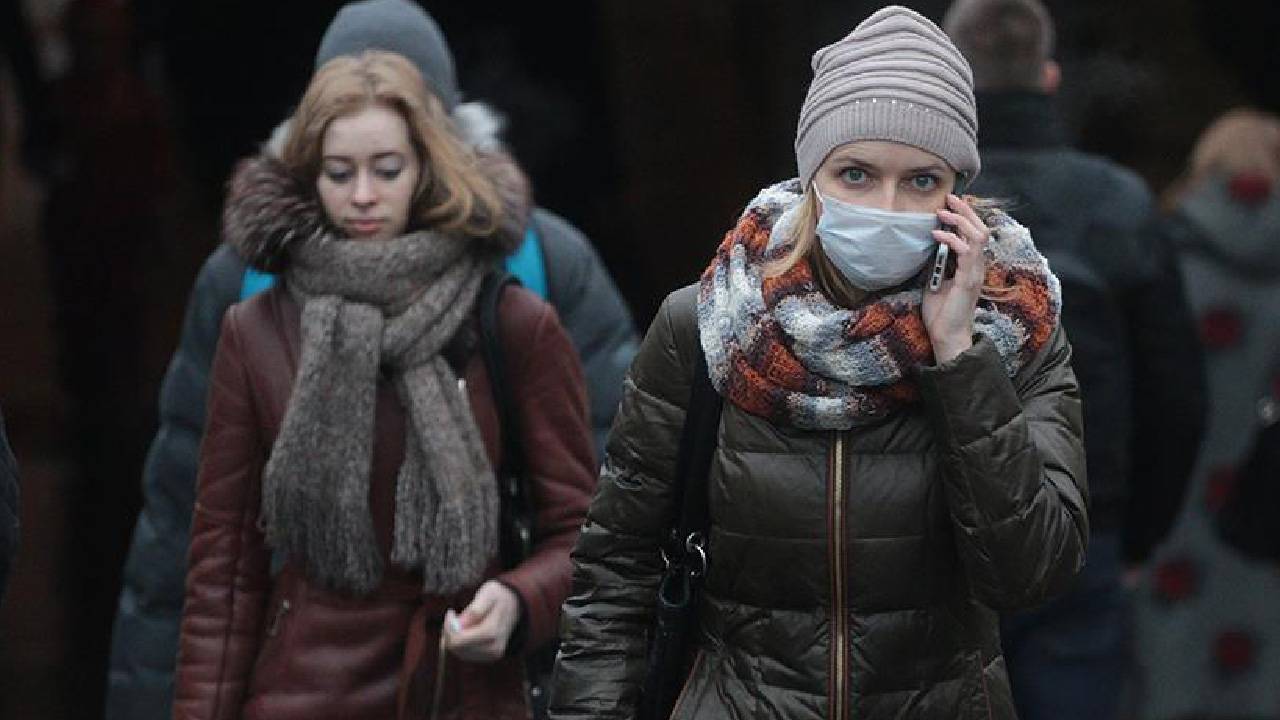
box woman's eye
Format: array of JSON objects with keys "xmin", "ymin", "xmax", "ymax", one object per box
[
  {"xmin": 910, "ymin": 174, "xmax": 939, "ymax": 191},
  {"xmin": 373, "ymin": 157, "xmax": 405, "ymax": 181},
  {"xmin": 839, "ymin": 167, "xmax": 868, "ymax": 185},
  {"xmin": 323, "ymin": 167, "xmax": 352, "ymax": 183}
]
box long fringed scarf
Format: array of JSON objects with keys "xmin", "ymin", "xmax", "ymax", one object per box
[
  {"xmin": 260, "ymin": 231, "xmax": 498, "ymax": 595},
  {"xmin": 698, "ymin": 179, "xmax": 1062, "ymax": 430}
]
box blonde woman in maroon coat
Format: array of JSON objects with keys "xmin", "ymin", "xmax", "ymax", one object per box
[{"xmin": 172, "ymin": 51, "xmax": 596, "ymax": 720}]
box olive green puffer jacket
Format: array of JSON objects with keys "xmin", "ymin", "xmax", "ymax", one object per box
[{"xmin": 549, "ymin": 283, "xmax": 1088, "ymax": 720}]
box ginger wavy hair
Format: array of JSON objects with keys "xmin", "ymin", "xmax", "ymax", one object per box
[{"xmin": 282, "ymin": 50, "xmax": 504, "ymax": 237}]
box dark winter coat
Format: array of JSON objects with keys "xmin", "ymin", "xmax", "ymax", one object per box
[
  {"xmin": 548, "ymin": 284, "xmax": 1089, "ymax": 720},
  {"xmin": 533, "ymin": 208, "xmax": 639, "ymax": 456},
  {"xmin": 970, "ymin": 91, "xmax": 1206, "ymax": 563},
  {"xmin": 1219, "ymin": 416, "xmax": 1280, "ymax": 563},
  {"xmin": 107, "ymin": 199, "xmax": 636, "ymax": 719},
  {"xmin": 1, "ymin": 405, "xmax": 18, "ymax": 603}
]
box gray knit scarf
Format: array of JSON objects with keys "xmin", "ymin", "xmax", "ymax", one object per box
[{"xmin": 260, "ymin": 230, "xmax": 497, "ymax": 595}]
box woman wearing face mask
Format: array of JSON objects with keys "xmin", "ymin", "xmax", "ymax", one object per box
[
  {"xmin": 548, "ymin": 7, "xmax": 1086, "ymax": 720},
  {"xmin": 172, "ymin": 51, "xmax": 596, "ymax": 720}
]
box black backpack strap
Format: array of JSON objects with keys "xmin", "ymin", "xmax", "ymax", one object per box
[{"xmin": 477, "ymin": 269, "xmax": 533, "ymax": 569}]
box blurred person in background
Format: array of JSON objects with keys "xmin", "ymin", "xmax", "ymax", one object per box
[
  {"xmin": 550, "ymin": 7, "xmax": 1087, "ymax": 719},
  {"xmin": 106, "ymin": 2, "xmax": 636, "ymax": 718},
  {"xmin": 1, "ymin": 405, "xmax": 18, "ymax": 605},
  {"xmin": 1133, "ymin": 108, "xmax": 1280, "ymax": 720},
  {"xmin": 171, "ymin": 50, "xmax": 595, "ymax": 719},
  {"xmin": 943, "ymin": 1, "xmax": 1207, "ymax": 718}
]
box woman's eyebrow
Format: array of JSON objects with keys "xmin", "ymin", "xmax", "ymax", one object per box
[
  {"xmin": 320, "ymin": 152, "xmax": 404, "ymax": 162},
  {"xmin": 830, "ymin": 154, "xmax": 878, "ymax": 170}
]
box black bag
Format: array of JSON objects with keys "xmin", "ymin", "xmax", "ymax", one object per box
[
  {"xmin": 477, "ymin": 270, "xmax": 555, "ymax": 719},
  {"xmin": 636, "ymin": 348, "xmax": 723, "ymax": 720}
]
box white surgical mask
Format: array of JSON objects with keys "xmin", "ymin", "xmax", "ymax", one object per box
[{"xmin": 814, "ymin": 187, "xmax": 939, "ymax": 291}]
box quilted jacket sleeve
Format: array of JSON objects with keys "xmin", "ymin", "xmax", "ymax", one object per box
[
  {"xmin": 535, "ymin": 208, "xmax": 640, "ymax": 463},
  {"xmin": 492, "ymin": 289, "xmax": 598, "ymax": 651},
  {"xmin": 918, "ymin": 326, "xmax": 1089, "ymax": 611},
  {"xmin": 107, "ymin": 244, "xmax": 246, "ymax": 720},
  {"xmin": 548, "ymin": 285, "xmax": 699, "ymax": 720},
  {"xmin": 172, "ymin": 306, "xmax": 272, "ymax": 719}
]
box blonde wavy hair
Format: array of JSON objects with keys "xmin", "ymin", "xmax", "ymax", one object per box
[
  {"xmin": 282, "ymin": 50, "xmax": 504, "ymax": 237},
  {"xmin": 1162, "ymin": 107, "xmax": 1280, "ymax": 210}
]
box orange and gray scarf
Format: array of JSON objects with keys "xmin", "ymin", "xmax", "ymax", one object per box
[{"xmin": 697, "ymin": 179, "xmax": 1061, "ymax": 430}]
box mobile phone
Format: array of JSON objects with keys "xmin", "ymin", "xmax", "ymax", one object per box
[
  {"xmin": 927, "ymin": 244, "xmax": 951, "ymax": 292},
  {"xmin": 927, "ymin": 176, "xmax": 970, "ymax": 292}
]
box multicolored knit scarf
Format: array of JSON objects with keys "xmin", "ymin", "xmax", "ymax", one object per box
[{"xmin": 697, "ymin": 179, "xmax": 1061, "ymax": 430}]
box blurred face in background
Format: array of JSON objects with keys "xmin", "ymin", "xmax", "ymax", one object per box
[{"xmin": 315, "ymin": 104, "xmax": 423, "ymax": 241}]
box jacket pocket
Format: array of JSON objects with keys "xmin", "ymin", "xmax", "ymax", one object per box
[{"xmin": 249, "ymin": 587, "xmax": 296, "ymax": 691}]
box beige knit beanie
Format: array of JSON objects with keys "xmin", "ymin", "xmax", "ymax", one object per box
[{"xmin": 795, "ymin": 5, "xmax": 980, "ymax": 184}]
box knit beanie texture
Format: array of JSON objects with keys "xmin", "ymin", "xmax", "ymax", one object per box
[
  {"xmin": 795, "ymin": 5, "xmax": 980, "ymax": 184},
  {"xmin": 315, "ymin": 0, "xmax": 462, "ymax": 110}
]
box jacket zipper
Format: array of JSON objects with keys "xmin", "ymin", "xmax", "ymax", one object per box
[
  {"xmin": 266, "ymin": 599, "xmax": 291, "ymax": 637},
  {"xmin": 830, "ymin": 432, "xmax": 850, "ymax": 720},
  {"xmin": 976, "ymin": 654, "xmax": 995, "ymax": 720},
  {"xmin": 667, "ymin": 650, "xmax": 707, "ymax": 719},
  {"xmin": 431, "ymin": 631, "xmax": 448, "ymax": 720}
]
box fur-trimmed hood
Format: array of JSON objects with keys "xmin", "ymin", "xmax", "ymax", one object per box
[{"xmin": 222, "ymin": 102, "xmax": 531, "ymax": 273}]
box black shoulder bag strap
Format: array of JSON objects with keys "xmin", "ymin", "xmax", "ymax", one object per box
[
  {"xmin": 477, "ymin": 268, "xmax": 533, "ymax": 570},
  {"xmin": 478, "ymin": 268, "xmax": 564, "ymax": 720},
  {"xmin": 637, "ymin": 346, "xmax": 724, "ymax": 720}
]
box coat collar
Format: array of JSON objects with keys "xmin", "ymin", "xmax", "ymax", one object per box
[{"xmin": 976, "ymin": 91, "xmax": 1067, "ymax": 151}]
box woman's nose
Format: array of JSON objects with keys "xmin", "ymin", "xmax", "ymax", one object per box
[
  {"xmin": 351, "ymin": 171, "xmax": 378, "ymax": 207},
  {"xmin": 863, "ymin": 185, "xmax": 898, "ymax": 212}
]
